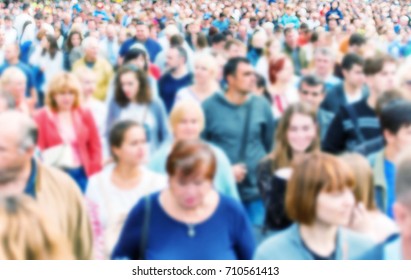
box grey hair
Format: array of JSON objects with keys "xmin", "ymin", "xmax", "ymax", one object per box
[{"xmin": 82, "ymin": 36, "xmax": 98, "ymax": 51}]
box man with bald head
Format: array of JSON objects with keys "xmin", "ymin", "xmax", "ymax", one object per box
[
  {"xmin": 0, "ymin": 111, "xmax": 92, "ymax": 259},
  {"xmin": 72, "ymin": 36, "xmax": 113, "ymax": 101}
]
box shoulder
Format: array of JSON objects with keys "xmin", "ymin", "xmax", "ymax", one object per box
[
  {"xmin": 254, "ymin": 226, "xmax": 297, "ymax": 260},
  {"xmin": 340, "ymin": 228, "xmax": 376, "ymax": 257},
  {"xmin": 202, "ymin": 93, "xmax": 222, "ymax": 108},
  {"xmin": 217, "ymin": 194, "xmax": 247, "ymax": 218}
]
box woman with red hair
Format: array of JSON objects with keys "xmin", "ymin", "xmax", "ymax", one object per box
[{"xmin": 267, "ymin": 56, "xmax": 300, "ymax": 119}]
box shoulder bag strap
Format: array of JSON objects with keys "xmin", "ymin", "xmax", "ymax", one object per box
[
  {"xmin": 346, "ymin": 105, "xmax": 365, "ymax": 144},
  {"xmin": 238, "ymin": 97, "xmax": 254, "ymax": 162}
]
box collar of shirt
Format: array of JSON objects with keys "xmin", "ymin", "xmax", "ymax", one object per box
[{"xmin": 24, "ymin": 159, "xmax": 37, "ymax": 198}]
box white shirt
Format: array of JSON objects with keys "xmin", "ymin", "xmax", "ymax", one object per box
[
  {"xmin": 345, "ymin": 91, "xmax": 363, "ymax": 104},
  {"xmin": 3, "ymin": 27, "xmax": 18, "ymax": 44},
  {"xmin": 13, "ymin": 12, "xmax": 34, "ymax": 39},
  {"xmin": 86, "ymin": 165, "xmax": 166, "ymax": 258},
  {"xmin": 29, "ymin": 48, "xmax": 64, "ymax": 92}
]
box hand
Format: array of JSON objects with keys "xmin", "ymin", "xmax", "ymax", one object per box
[{"xmin": 232, "ymin": 164, "xmax": 247, "ymax": 183}]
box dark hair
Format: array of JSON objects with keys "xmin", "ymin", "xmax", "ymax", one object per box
[
  {"xmin": 298, "ymin": 75, "xmax": 325, "ymax": 92},
  {"xmin": 255, "ymin": 73, "xmax": 270, "ymax": 100},
  {"xmin": 363, "ymin": 55, "xmax": 397, "ymax": 76},
  {"xmin": 115, "ymin": 65, "xmax": 152, "ymax": 106},
  {"xmin": 166, "ymin": 139, "xmax": 216, "ymax": 181},
  {"xmin": 65, "ymin": 30, "xmax": 83, "ymax": 52},
  {"xmin": 341, "ymin": 53, "xmax": 364, "ymax": 71},
  {"xmin": 223, "ymin": 57, "xmax": 250, "ymax": 81},
  {"xmin": 211, "ymin": 33, "xmax": 226, "ymax": 45},
  {"xmin": 283, "ymin": 26, "xmax": 296, "ymax": 36},
  {"xmin": 135, "ymin": 20, "xmax": 146, "ymax": 26},
  {"xmin": 170, "ymin": 46, "xmax": 188, "ymax": 63},
  {"xmin": 348, "ymin": 33, "xmax": 367, "ymax": 47},
  {"xmin": 195, "ymin": 33, "xmax": 209, "ymax": 49},
  {"xmin": 170, "ymin": 34, "xmax": 184, "ymax": 47},
  {"xmin": 41, "ymin": 34, "xmax": 59, "ymax": 59},
  {"xmin": 375, "ymin": 89, "xmax": 405, "ymax": 116},
  {"xmin": 34, "ymin": 12, "xmax": 43, "ymax": 21},
  {"xmin": 123, "ymin": 48, "xmax": 149, "ymax": 72},
  {"xmin": 109, "ymin": 120, "xmax": 144, "ymax": 161},
  {"xmin": 380, "ymin": 100, "xmax": 411, "ymax": 135}
]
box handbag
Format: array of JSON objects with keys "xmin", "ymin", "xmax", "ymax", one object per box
[{"xmin": 42, "ymin": 143, "xmax": 75, "ymax": 169}]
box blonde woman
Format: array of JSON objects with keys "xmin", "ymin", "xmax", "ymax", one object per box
[
  {"xmin": 340, "ymin": 153, "xmax": 398, "ymax": 243},
  {"xmin": 0, "ymin": 195, "xmax": 72, "ymax": 260},
  {"xmin": 149, "ymin": 100, "xmax": 239, "ymax": 200},
  {"xmin": 175, "ymin": 53, "xmax": 220, "ymax": 104}
]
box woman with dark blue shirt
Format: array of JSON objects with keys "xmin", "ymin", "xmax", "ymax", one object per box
[{"xmin": 112, "ymin": 140, "xmax": 255, "ymax": 260}]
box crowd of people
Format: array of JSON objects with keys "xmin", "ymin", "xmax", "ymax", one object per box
[{"xmin": 0, "ymin": 0, "xmax": 410, "ymax": 260}]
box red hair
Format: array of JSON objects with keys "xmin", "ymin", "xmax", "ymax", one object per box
[{"xmin": 269, "ymin": 57, "xmax": 286, "ymax": 84}]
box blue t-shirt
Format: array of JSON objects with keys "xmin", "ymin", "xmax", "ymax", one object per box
[
  {"xmin": 212, "ymin": 19, "xmax": 230, "ymax": 32},
  {"xmin": 158, "ymin": 72, "xmax": 193, "ymax": 113},
  {"xmin": 112, "ymin": 192, "xmax": 256, "ymax": 260},
  {"xmin": 384, "ymin": 159, "xmax": 396, "ymax": 219},
  {"xmin": 0, "ymin": 61, "xmax": 35, "ymax": 97},
  {"xmin": 119, "ymin": 37, "xmax": 162, "ymax": 63}
]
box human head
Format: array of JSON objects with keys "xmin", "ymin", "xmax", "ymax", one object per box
[
  {"xmin": 73, "ymin": 67, "xmax": 97, "ymax": 99},
  {"xmin": 270, "ymin": 102, "xmax": 320, "ymax": 169},
  {"xmin": 0, "ymin": 67, "xmax": 26, "ymax": 104},
  {"xmin": 286, "ymin": 152, "xmax": 355, "ymax": 226},
  {"xmin": 380, "ymin": 100, "xmax": 411, "ymax": 157},
  {"xmin": 0, "ymin": 92, "xmax": 15, "ymax": 113},
  {"xmin": 364, "ymin": 55, "xmax": 397, "ymax": 97},
  {"xmin": 268, "ymin": 56, "xmax": 294, "ymax": 85},
  {"xmin": 135, "ymin": 21, "xmax": 149, "ymax": 42},
  {"xmin": 66, "ymin": 31, "xmax": 83, "ymax": 51},
  {"xmin": 166, "ymin": 46, "xmax": 188, "ymax": 73},
  {"xmin": 169, "ymin": 100, "xmax": 205, "ymax": 141},
  {"xmin": 210, "ymin": 33, "xmax": 226, "ymax": 53},
  {"xmin": 124, "ymin": 47, "xmax": 149, "ymax": 72},
  {"xmin": 395, "ymin": 60, "xmax": 411, "ymax": 100},
  {"xmin": 115, "ymin": 65, "xmax": 151, "ymax": 106},
  {"xmin": 46, "ymin": 72, "xmax": 81, "ymax": 112},
  {"xmin": 4, "ymin": 43, "xmax": 20, "ymax": 64},
  {"xmin": 284, "ymin": 27, "xmax": 298, "ymax": 49},
  {"xmin": 341, "ymin": 53, "xmax": 365, "ymax": 89},
  {"xmin": 0, "ymin": 111, "xmax": 38, "ymax": 186},
  {"xmin": 166, "ymin": 139, "xmax": 216, "ymax": 209},
  {"xmin": 224, "ymin": 39, "xmax": 247, "ymax": 59},
  {"xmin": 394, "ymin": 148, "xmax": 411, "ymax": 243},
  {"xmin": 348, "ymin": 33, "xmax": 367, "ymax": 54},
  {"xmin": 313, "ymin": 47, "xmax": 335, "ymax": 78},
  {"xmin": 223, "ymin": 57, "xmax": 255, "ymax": 95},
  {"xmin": 109, "ymin": 120, "xmax": 147, "ymax": 165},
  {"xmin": 0, "ymin": 195, "xmax": 72, "ymax": 260},
  {"xmin": 340, "ymin": 153, "xmax": 376, "ymax": 211},
  {"xmin": 193, "ymin": 53, "xmax": 218, "ymax": 85},
  {"xmin": 298, "ymin": 75, "xmax": 326, "ymax": 109},
  {"xmin": 82, "ymin": 36, "xmax": 99, "ymax": 62}
]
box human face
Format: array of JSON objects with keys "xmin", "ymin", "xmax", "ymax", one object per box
[
  {"xmin": 285, "ymin": 29, "xmax": 298, "ymax": 49},
  {"xmin": 386, "ymin": 125, "xmax": 411, "ymax": 156},
  {"xmin": 169, "ymin": 168, "xmax": 213, "ymax": 209},
  {"xmin": 130, "ymin": 55, "xmax": 147, "ymax": 70},
  {"xmin": 40, "ymin": 36, "xmax": 49, "ymax": 49},
  {"xmin": 71, "ymin": 34, "xmax": 81, "ymax": 47},
  {"xmin": 276, "ymin": 59, "xmax": 294, "ymax": 84},
  {"xmin": 85, "ymin": 41, "xmax": 99, "ymax": 62},
  {"xmin": 316, "ymin": 188, "xmax": 355, "ymax": 227},
  {"xmin": 120, "ymin": 72, "xmax": 139, "ymax": 101},
  {"xmin": 227, "ymin": 44, "xmax": 245, "ymax": 59},
  {"xmin": 194, "ymin": 60, "xmax": 211, "ymax": 84},
  {"xmin": 0, "ymin": 128, "xmax": 28, "ymax": 185},
  {"xmin": 112, "ymin": 126, "xmax": 147, "ymax": 165},
  {"xmin": 287, "ymin": 113, "xmax": 317, "ymax": 154},
  {"xmin": 343, "ymin": 64, "xmax": 365, "ymax": 89},
  {"xmin": 136, "ymin": 24, "xmax": 149, "ymax": 42},
  {"xmin": 227, "ymin": 62, "xmax": 256, "ymax": 95},
  {"xmin": 393, "ymin": 200, "xmax": 411, "ymax": 241},
  {"xmin": 299, "ymin": 82, "xmax": 325, "ymax": 109},
  {"xmin": 5, "ymin": 77, "xmax": 26, "ymax": 102},
  {"xmin": 372, "ymin": 62, "xmax": 397, "ymax": 96},
  {"xmin": 174, "ymin": 110, "xmax": 202, "ymax": 141},
  {"xmin": 4, "ymin": 44, "xmax": 18, "ymax": 62},
  {"xmin": 166, "ymin": 48, "xmax": 181, "ymax": 72},
  {"xmin": 314, "ymin": 53, "xmax": 333, "ymax": 77},
  {"xmin": 80, "ymin": 74, "xmax": 96, "ymax": 98},
  {"xmin": 53, "ymin": 91, "xmax": 76, "ymax": 111}
]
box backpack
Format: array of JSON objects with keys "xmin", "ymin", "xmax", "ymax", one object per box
[{"xmin": 257, "ymin": 159, "xmax": 293, "ymax": 231}]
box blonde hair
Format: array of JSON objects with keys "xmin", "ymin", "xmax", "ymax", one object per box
[
  {"xmin": 193, "ymin": 53, "xmax": 219, "ymax": 80},
  {"xmin": 46, "ymin": 72, "xmax": 82, "ymax": 111},
  {"xmin": 0, "ymin": 67, "xmax": 27, "ymax": 87},
  {"xmin": 340, "ymin": 153, "xmax": 376, "ymax": 210},
  {"xmin": 169, "ymin": 100, "xmax": 205, "ymax": 135},
  {"xmin": 0, "ymin": 195, "xmax": 72, "ymax": 260}
]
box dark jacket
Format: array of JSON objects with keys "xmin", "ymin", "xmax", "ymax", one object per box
[{"xmin": 321, "ymin": 82, "xmax": 368, "ymax": 114}]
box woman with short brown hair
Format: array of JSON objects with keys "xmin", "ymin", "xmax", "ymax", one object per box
[
  {"xmin": 255, "ymin": 152, "xmax": 375, "ymax": 260},
  {"xmin": 112, "ymin": 139, "xmax": 255, "ymax": 260}
]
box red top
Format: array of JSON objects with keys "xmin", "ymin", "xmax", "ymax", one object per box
[
  {"xmin": 33, "ymin": 107, "xmax": 103, "ymax": 177},
  {"xmin": 149, "ymin": 64, "xmax": 161, "ymax": 80}
]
